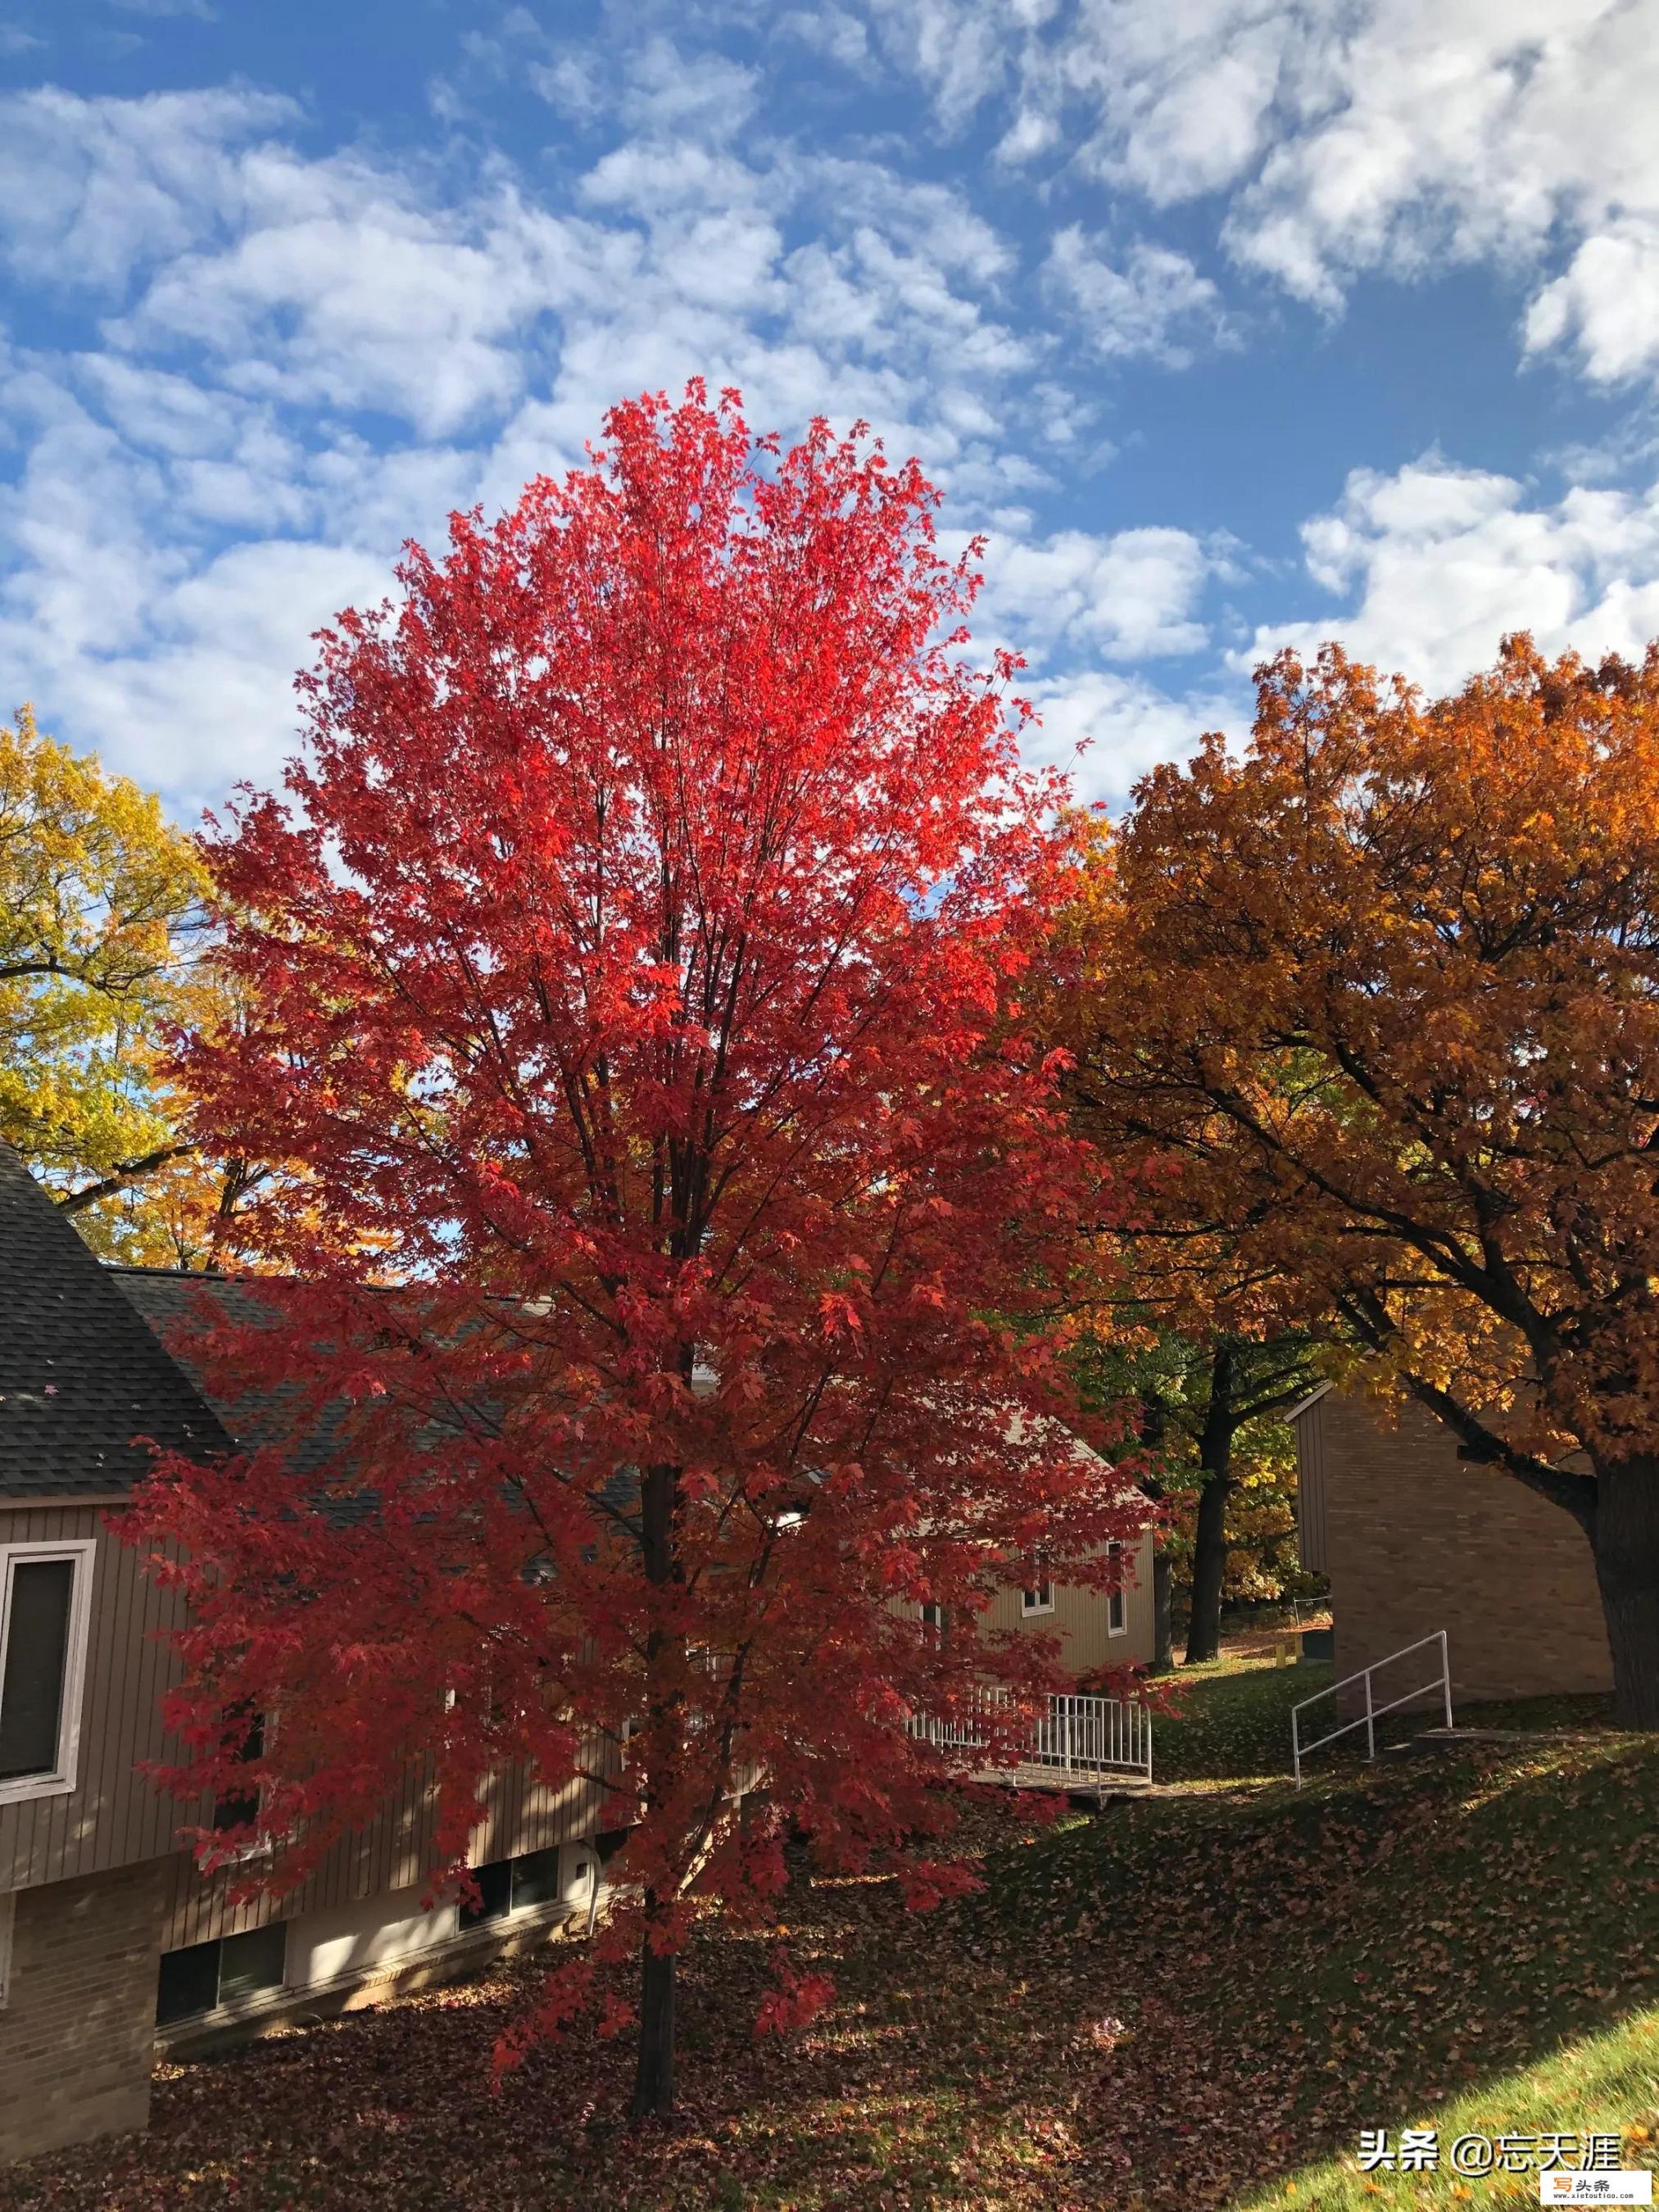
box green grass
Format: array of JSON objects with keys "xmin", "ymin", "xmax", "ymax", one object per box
[
  {"xmin": 13, "ymin": 1658, "xmax": 1656, "ymax": 2210},
  {"xmin": 1154, "ymin": 1648, "xmax": 1332, "ymax": 1779},
  {"xmin": 1235, "ymin": 2007, "xmax": 1659, "ymax": 2211},
  {"xmin": 1150, "ymin": 1647, "xmax": 1619, "ymax": 1785}
]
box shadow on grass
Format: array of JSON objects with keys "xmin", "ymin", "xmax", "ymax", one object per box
[{"xmin": 963, "ymin": 1734, "xmax": 1659, "ymax": 2206}]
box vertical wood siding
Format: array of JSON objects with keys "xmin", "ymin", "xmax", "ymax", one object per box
[
  {"xmin": 1, "ymin": 1502, "xmax": 628, "ymax": 1950},
  {"xmin": 1294, "ymin": 1398, "xmax": 1330, "ymax": 1573},
  {"xmin": 160, "ymin": 1756, "xmax": 624, "ymax": 1951},
  {"xmin": 8, "ymin": 1498, "xmax": 1156, "ymax": 1956},
  {"xmin": 0, "ymin": 1505, "xmax": 191, "ymax": 1894},
  {"xmin": 985, "ymin": 1529, "xmax": 1156, "ymax": 1675}
]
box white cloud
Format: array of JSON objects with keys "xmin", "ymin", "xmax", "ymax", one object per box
[
  {"xmin": 0, "ymin": 71, "xmax": 1067, "ymax": 809},
  {"xmin": 1249, "ymin": 453, "xmax": 1659, "ymax": 692},
  {"xmin": 0, "ymin": 374, "xmax": 392, "ymax": 804},
  {"xmin": 777, "ymin": 7, "xmax": 873, "ymax": 70},
  {"xmin": 1021, "ymin": 667, "xmax": 1242, "ymax": 804},
  {"xmin": 863, "ymin": 0, "xmax": 1020, "ymax": 135},
  {"xmin": 871, "ymin": 0, "xmax": 1659, "ymax": 383},
  {"xmin": 0, "ymin": 89, "xmax": 616, "ymax": 442},
  {"xmin": 1523, "ymin": 219, "xmax": 1659, "ymax": 388},
  {"xmin": 0, "ymin": 86, "xmax": 298, "ymax": 293},
  {"xmin": 1216, "ymin": 0, "xmax": 1645, "ymax": 311},
  {"xmin": 1045, "ymin": 225, "xmax": 1228, "ymax": 364},
  {"xmin": 35, "ymin": 541, "xmax": 388, "ymax": 809},
  {"xmin": 619, "ymin": 39, "xmax": 760, "ymax": 145},
  {"xmin": 115, "ymin": 166, "xmax": 604, "ymax": 440},
  {"xmin": 973, "ymin": 523, "xmax": 1225, "ymax": 661}
]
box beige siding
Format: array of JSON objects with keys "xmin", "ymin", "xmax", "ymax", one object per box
[
  {"xmin": 6, "ymin": 1496, "xmax": 1158, "ymax": 1959},
  {"xmin": 985, "ymin": 1530, "xmax": 1156, "ymax": 1675},
  {"xmin": 159, "ymin": 1761, "xmax": 619, "ymax": 1951},
  {"xmin": 0, "ymin": 1502, "xmax": 624, "ymax": 1942},
  {"xmin": 0, "ymin": 1504, "xmax": 189, "ymax": 1894}
]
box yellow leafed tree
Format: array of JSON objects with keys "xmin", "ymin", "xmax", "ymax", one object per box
[{"xmin": 0, "ymin": 705, "xmax": 215, "ymax": 1256}]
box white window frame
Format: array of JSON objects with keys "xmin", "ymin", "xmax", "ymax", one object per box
[
  {"xmin": 1020, "ymin": 1580, "xmax": 1055, "ymax": 1617},
  {"xmin": 1107, "ymin": 1543, "xmax": 1128, "ymax": 1638},
  {"xmin": 0, "ymin": 1538, "xmax": 97, "ymax": 1807}
]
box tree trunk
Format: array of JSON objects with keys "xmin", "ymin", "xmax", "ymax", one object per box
[
  {"xmin": 1185, "ymin": 1473, "xmax": 1231, "ymax": 1664},
  {"xmin": 632, "ymin": 1453, "xmax": 683, "ymax": 2117},
  {"xmin": 1590, "ymin": 1456, "xmax": 1659, "ymax": 1729},
  {"xmin": 1184, "ymin": 1342, "xmax": 1235, "ymax": 1666},
  {"xmin": 1135, "ymin": 1394, "xmax": 1176, "ymax": 1674},
  {"xmin": 631, "ymin": 1920, "xmax": 676, "ymax": 2119},
  {"xmin": 1150, "ymin": 1548, "xmax": 1175, "ymax": 1673}
]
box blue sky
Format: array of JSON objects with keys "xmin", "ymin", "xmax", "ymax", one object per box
[{"xmin": 5, "ymin": 0, "xmax": 1659, "ymax": 818}]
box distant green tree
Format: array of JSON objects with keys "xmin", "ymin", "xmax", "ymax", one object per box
[{"xmin": 1074, "ymin": 1318, "xmax": 1327, "ymax": 1664}]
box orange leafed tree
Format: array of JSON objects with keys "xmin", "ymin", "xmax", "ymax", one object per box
[
  {"xmin": 1064, "ymin": 635, "xmax": 1659, "ymax": 1725},
  {"xmin": 1038, "ymin": 812, "xmax": 1335, "ymax": 1664}
]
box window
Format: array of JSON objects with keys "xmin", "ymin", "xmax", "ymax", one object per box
[
  {"xmin": 156, "ymin": 1922, "xmax": 287, "ymax": 2024},
  {"xmin": 509, "ymin": 1845, "xmax": 561, "ymax": 1912},
  {"xmin": 212, "ymin": 1708, "xmax": 265, "ymax": 1834},
  {"xmin": 460, "ymin": 1844, "xmax": 596, "ymax": 1929},
  {"xmin": 1020, "ymin": 1580, "xmax": 1054, "ymax": 1616},
  {"xmin": 1107, "ymin": 1543, "xmax": 1127, "ymax": 1637},
  {"xmin": 459, "ymin": 1857, "xmax": 512, "ymax": 1929},
  {"xmin": 919, "ymin": 1601, "xmax": 945, "ymax": 1635},
  {"xmin": 0, "ymin": 1539, "xmax": 95, "ymax": 1805}
]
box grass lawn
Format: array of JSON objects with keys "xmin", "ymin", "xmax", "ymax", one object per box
[
  {"xmin": 1236, "ymin": 2008, "xmax": 1659, "ymax": 2212},
  {"xmin": 10, "ymin": 1657, "xmax": 1656, "ymax": 2210},
  {"xmin": 1154, "ymin": 1646, "xmax": 1337, "ymax": 1779}
]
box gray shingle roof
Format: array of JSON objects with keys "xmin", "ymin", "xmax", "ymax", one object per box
[
  {"xmin": 107, "ymin": 1268, "xmax": 288, "ymax": 1448},
  {"xmin": 0, "ymin": 1144, "xmax": 232, "ymax": 1500}
]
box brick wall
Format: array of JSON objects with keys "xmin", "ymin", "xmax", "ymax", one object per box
[
  {"xmin": 1320, "ymin": 1393, "xmax": 1612, "ymax": 1709},
  {"xmin": 0, "ymin": 1856, "xmax": 168, "ymax": 2167}
]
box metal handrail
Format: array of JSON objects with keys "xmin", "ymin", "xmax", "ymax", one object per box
[
  {"xmin": 909, "ymin": 1687, "xmax": 1153, "ymax": 1783},
  {"xmin": 1291, "ymin": 1629, "xmax": 1453, "ymax": 1788}
]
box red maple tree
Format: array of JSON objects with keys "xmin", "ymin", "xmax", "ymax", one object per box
[{"xmin": 132, "ymin": 387, "xmax": 1144, "ymax": 2115}]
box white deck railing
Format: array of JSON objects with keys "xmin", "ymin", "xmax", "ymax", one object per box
[
  {"xmin": 909, "ymin": 1684, "xmax": 1153, "ymax": 1784},
  {"xmin": 1290, "ymin": 1629, "xmax": 1453, "ymax": 1788}
]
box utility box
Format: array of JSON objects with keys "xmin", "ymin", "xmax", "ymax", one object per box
[{"xmin": 559, "ymin": 1842, "xmax": 598, "ymax": 1915}]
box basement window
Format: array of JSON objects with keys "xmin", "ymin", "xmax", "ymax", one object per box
[
  {"xmin": 156, "ymin": 1922, "xmax": 288, "ymax": 2024},
  {"xmin": 0, "ymin": 1539, "xmax": 96, "ymax": 1806},
  {"xmin": 459, "ymin": 1844, "xmax": 596, "ymax": 1929},
  {"xmin": 459, "ymin": 1857, "xmax": 512, "ymax": 1929},
  {"xmin": 509, "ymin": 1846, "xmax": 561, "ymax": 1913}
]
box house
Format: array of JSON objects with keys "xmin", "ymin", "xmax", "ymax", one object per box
[
  {"xmin": 0, "ymin": 1149, "xmax": 614, "ymax": 2167},
  {"xmin": 0, "ymin": 1144, "xmax": 1151, "ymax": 2166},
  {"xmin": 1290, "ymin": 1383, "xmax": 1612, "ymax": 1706}
]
